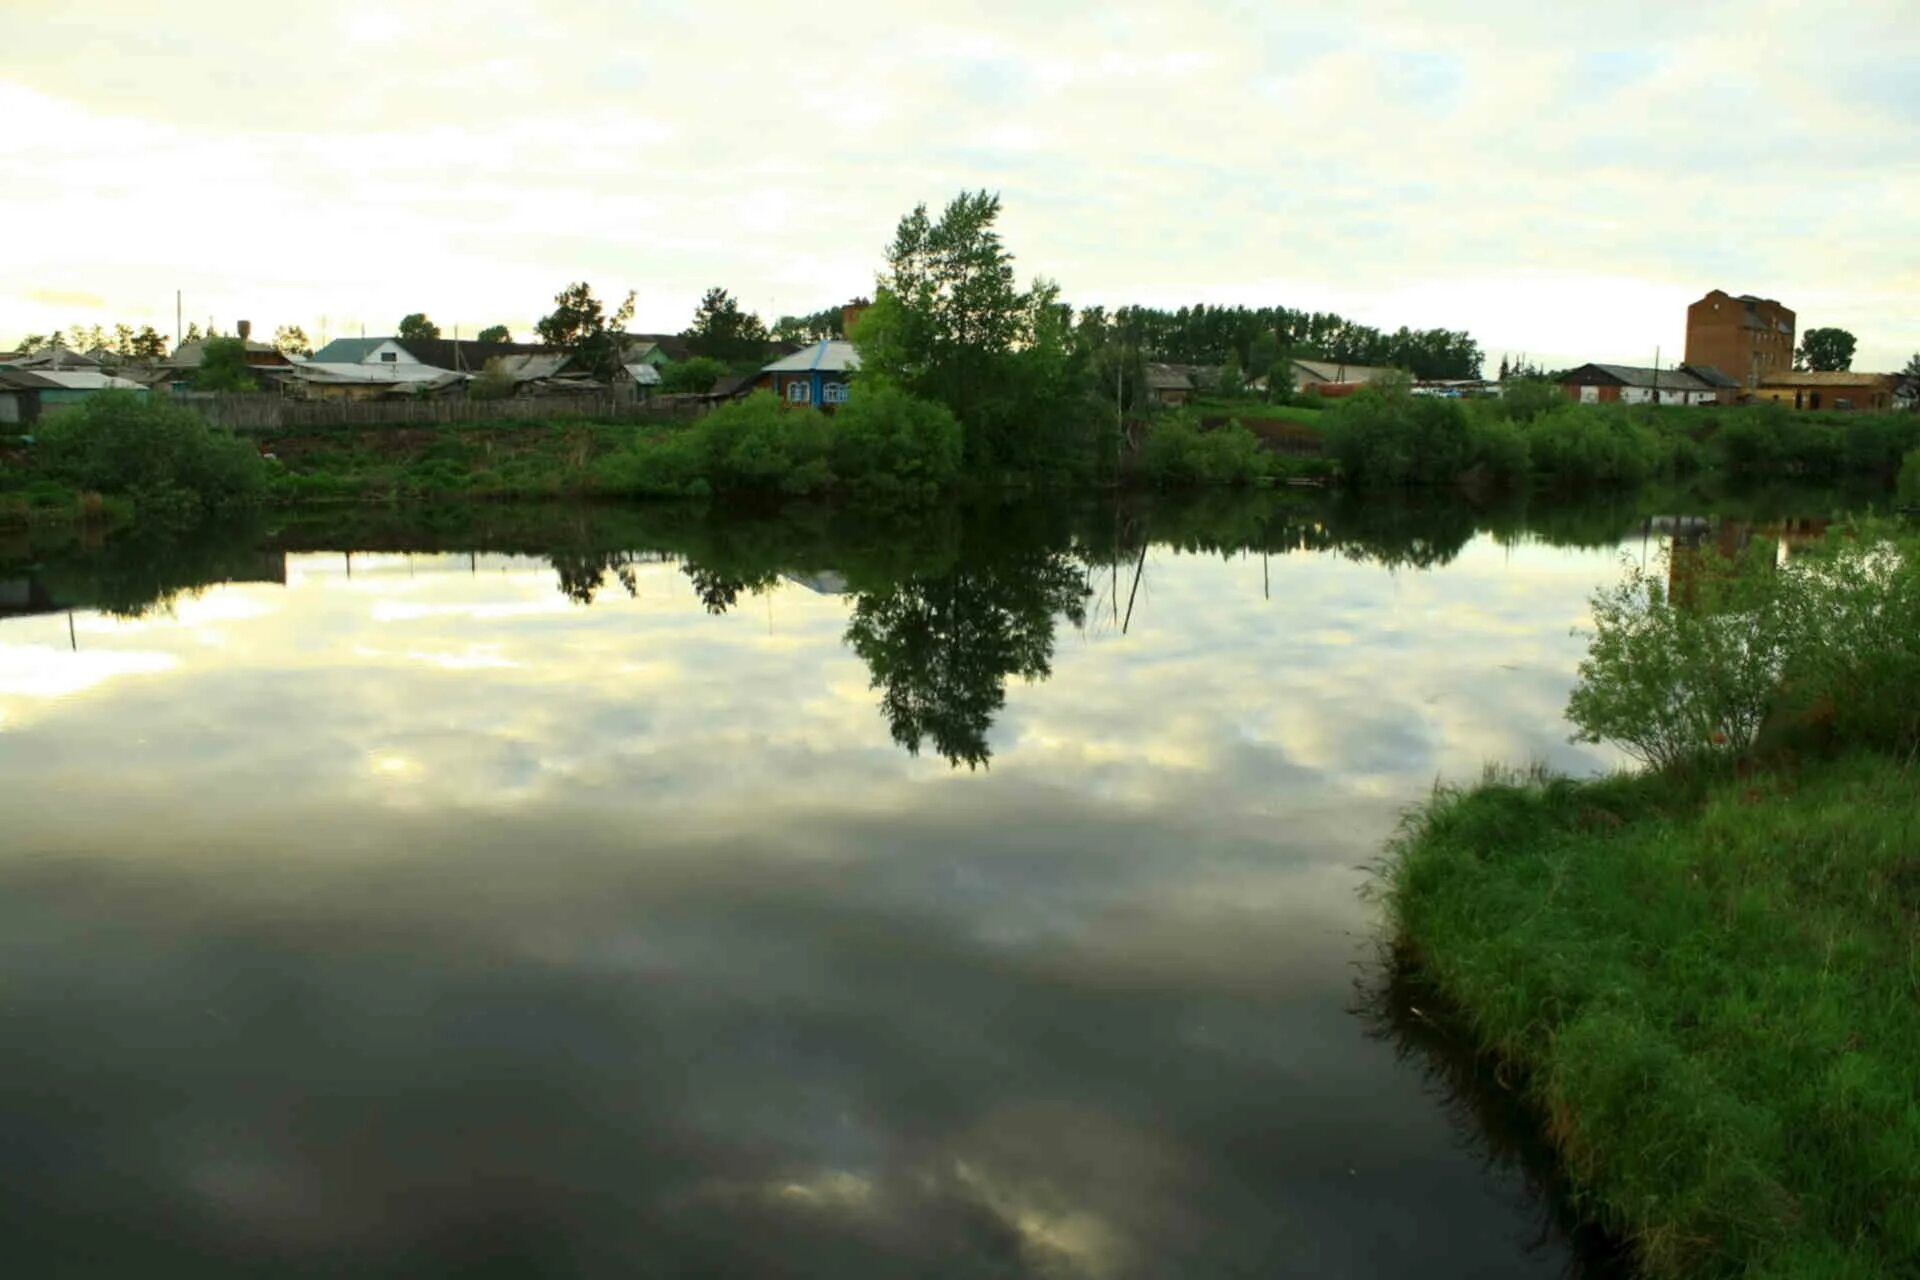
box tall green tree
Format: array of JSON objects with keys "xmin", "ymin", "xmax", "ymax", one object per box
[
  {"xmin": 1899, "ymin": 353, "xmax": 1920, "ymax": 406},
  {"xmin": 398, "ymin": 313, "xmax": 442, "ymax": 341},
  {"xmin": 1796, "ymin": 327, "xmax": 1857, "ymax": 372},
  {"xmin": 190, "ymin": 338, "xmax": 259, "ymax": 391},
  {"xmin": 534, "ymin": 282, "xmax": 636, "ymax": 380},
  {"xmin": 858, "ymin": 190, "xmax": 1092, "ymax": 470},
  {"xmin": 476, "ymin": 325, "xmax": 511, "ymax": 344},
  {"xmin": 684, "ymin": 287, "xmax": 769, "ymax": 364}
]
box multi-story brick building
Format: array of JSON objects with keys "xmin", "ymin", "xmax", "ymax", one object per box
[{"xmin": 1684, "ymin": 290, "xmax": 1795, "ymax": 390}]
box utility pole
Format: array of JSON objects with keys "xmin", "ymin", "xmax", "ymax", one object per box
[
  {"xmin": 1652, "ymin": 345, "xmax": 1662, "ymax": 406},
  {"xmin": 175, "ymin": 290, "xmax": 182, "ymax": 348}
]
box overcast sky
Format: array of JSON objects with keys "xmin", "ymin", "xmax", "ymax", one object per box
[{"xmin": 4, "ymin": 0, "xmax": 1915, "ymax": 371}]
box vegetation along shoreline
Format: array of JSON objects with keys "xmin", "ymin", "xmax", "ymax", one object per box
[{"xmin": 1379, "ymin": 521, "xmax": 1920, "ymax": 1278}]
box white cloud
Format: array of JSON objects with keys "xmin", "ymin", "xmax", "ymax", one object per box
[{"xmin": 2, "ymin": 1, "xmax": 1915, "ymax": 368}]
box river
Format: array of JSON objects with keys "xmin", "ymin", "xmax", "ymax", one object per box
[{"xmin": 0, "ymin": 485, "xmax": 1866, "ymax": 1276}]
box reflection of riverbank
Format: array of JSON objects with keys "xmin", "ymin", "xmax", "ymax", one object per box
[{"xmin": 1358, "ymin": 958, "xmax": 1635, "ymax": 1279}]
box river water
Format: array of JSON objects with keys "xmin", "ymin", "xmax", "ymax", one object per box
[{"xmin": 0, "ymin": 488, "xmax": 1857, "ymax": 1276}]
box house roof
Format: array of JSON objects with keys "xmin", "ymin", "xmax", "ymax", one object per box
[
  {"xmin": 623, "ymin": 363, "xmax": 662, "ymax": 386},
  {"xmin": 399, "ymin": 338, "xmax": 562, "ymax": 373},
  {"xmin": 1291, "ymin": 358, "xmax": 1400, "ymax": 383},
  {"xmin": 1681, "ymin": 363, "xmax": 1740, "ymax": 388},
  {"xmin": 309, "ymin": 338, "xmax": 386, "ymax": 364},
  {"xmin": 308, "ymin": 336, "xmax": 566, "ymax": 372},
  {"xmin": 289, "ymin": 362, "xmax": 467, "ymax": 387},
  {"xmin": 621, "ymin": 334, "xmax": 693, "ymax": 362},
  {"xmin": 1144, "ymin": 362, "xmax": 1193, "ymax": 390},
  {"xmin": 1760, "ymin": 370, "xmax": 1897, "ymax": 388},
  {"xmin": 1563, "ymin": 363, "xmax": 1715, "ymax": 392},
  {"xmin": 0, "ymin": 369, "xmax": 62, "ymax": 390},
  {"xmin": 0, "ymin": 345, "xmax": 104, "ymax": 370},
  {"xmin": 761, "ymin": 339, "xmax": 861, "ymax": 374},
  {"xmin": 2, "ymin": 369, "xmax": 148, "ymax": 392}
]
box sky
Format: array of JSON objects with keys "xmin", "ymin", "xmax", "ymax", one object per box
[{"xmin": 2, "ymin": 0, "xmax": 1916, "ymax": 372}]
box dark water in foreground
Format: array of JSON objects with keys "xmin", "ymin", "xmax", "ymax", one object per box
[{"xmin": 0, "ymin": 487, "xmax": 1865, "ymax": 1276}]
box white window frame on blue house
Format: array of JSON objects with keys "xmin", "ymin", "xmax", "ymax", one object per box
[
  {"xmin": 786, "ymin": 379, "xmax": 810, "ymax": 404},
  {"xmin": 822, "ymin": 381, "xmax": 848, "ymax": 405}
]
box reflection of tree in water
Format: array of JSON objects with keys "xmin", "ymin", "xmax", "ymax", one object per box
[
  {"xmin": 844, "ymin": 550, "xmax": 1089, "ymax": 769},
  {"xmin": 550, "ymin": 551, "xmax": 640, "ymax": 605},
  {"xmin": 681, "ymin": 563, "xmax": 778, "ymax": 615},
  {"xmin": 1353, "ymin": 955, "xmax": 1635, "ymax": 1279}
]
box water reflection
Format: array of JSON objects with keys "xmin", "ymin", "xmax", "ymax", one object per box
[{"xmin": 0, "ymin": 483, "xmax": 1878, "ymax": 1276}]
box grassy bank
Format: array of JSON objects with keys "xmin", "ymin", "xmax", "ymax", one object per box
[
  {"xmin": 1381, "ymin": 526, "xmax": 1920, "ymax": 1278},
  {"xmin": 1388, "ymin": 755, "xmax": 1920, "ymax": 1278}
]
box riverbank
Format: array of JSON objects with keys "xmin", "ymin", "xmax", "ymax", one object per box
[
  {"xmin": 1386, "ymin": 753, "xmax": 1920, "ymax": 1278},
  {"xmin": 1381, "ymin": 522, "xmax": 1920, "ymax": 1279}
]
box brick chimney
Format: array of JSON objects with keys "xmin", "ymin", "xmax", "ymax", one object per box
[{"xmin": 236, "ymin": 319, "xmax": 252, "ymax": 342}]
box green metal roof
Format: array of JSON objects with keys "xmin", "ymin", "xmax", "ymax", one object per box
[{"xmin": 309, "ymin": 338, "xmax": 387, "ymax": 364}]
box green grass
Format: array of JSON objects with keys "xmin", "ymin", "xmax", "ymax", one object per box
[{"xmin": 1386, "ymin": 753, "xmax": 1920, "ymax": 1279}]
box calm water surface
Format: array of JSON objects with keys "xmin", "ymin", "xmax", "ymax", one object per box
[{"xmin": 0, "ymin": 491, "xmax": 1846, "ymax": 1276}]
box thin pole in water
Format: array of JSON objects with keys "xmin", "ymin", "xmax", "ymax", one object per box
[
  {"xmin": 1122, "ymin": 540, "xmax": 1147, "ymax": 635},
  {"xmin": 68, "ymin": 610, "xmax": 76, "ymax": 652}
]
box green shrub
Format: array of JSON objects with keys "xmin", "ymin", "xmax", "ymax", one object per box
[
  {"xmin": 1899, "ymin": 448, "xmax": 1920, "ymax": 504},
  {"xmin": 1465, "ymin": 415, "xmax": 1529, "ymax": 482},
  {"xmin": 1567, "ymin": 540, "xmax": 1798, "ymax": 770},
  {"xmin": 1568, "ymin": 527, "xmax": 1920, "ymax": 769},
  {"xmin": 33, "ymin": 391, "xmax": 265, "ymax": 515},
  {"xmin": 188, "ymin": 338, "xmax": 259, "ymax": 392},
  {"xmin": 660, "ymin": 356, "xmax": 728, "ymax": 394},
  {"xmin": 830, "ymin": 383, "xmax": 963, "ymax": 496},
  {"xmin": 695, "ymin": 393, "xmax": 834, "ymax": 493},
  {"xmin": 1779, "ymin": 528, "xmax": 1920, "ymax": 753},
  {"xmin": 1323, "ymin": 382, "xmax": 1478, "ymax": 486},
  {"xmin": 1137, "ymin": 416, "xmax": 1269, "ymax": 487},
  {"xmin": 1525, "ymin": 404, "xmax": 1657, "ymax": 485},
  {"xmin": 1496, "ymin": 377, "xmax": 1564, "ymax": 423},
  {"xmin": 1842, "ymin": 415, "xmax": 1920, "ymax": 477}
]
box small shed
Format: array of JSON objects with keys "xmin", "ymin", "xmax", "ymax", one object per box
[
  {"xmin": 1144, "ymin": 363, "xmax": 1194, "ymax": 407},
  {"xmin": 0, "ymin": 369, "xmax": 148, "ymax": 422}
]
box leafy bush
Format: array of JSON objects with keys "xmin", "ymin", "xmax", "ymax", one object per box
[
  {"xmin": 1900, "ymin": 448, "xmax": 1920, "ymax": 504},
  {"xmin": 1137, "ymin": 416, "xmax": 1269, "ymax": 487},
  {"xmin": 33, "ymin": 391, "xmax": 265, "ymax": 514},
  {"xmin": 1465, "ymin": 415, "xmax": 1528, "ymax": 482},
  {"xmin": 1568, "ymin": 526, "xmax": 1920, "ymax": 769},
  {"xmin": 660, "ymin": 356, "xmax": 728, "ymax": 394},
  {"xmin": 1778, "ymin": 529, "xmax": 1920, "ymax": 753},
  {"xmin": 189, "ymin": 337, "xmax": 259, "ymax": 392},
  {"xmin": 1524, "ymin": 404, "xmax": 1657, "ymax": 485},
  {"xmin": 1496, "ymin": 377, "xmax": 1564, "ymax": 423},
  {"xmin": 1842, "ymin": 415, "xmax": 1920, "ymax": 477},
  {"xmin": 830, "ymin": 383, "xmax": 963, "ymax": 495},
  {"xmin": 1567, "ymin": 540, "xmax": 1796, "ymax": 770},
  {"xmin": 1323, "ymin": 382, "xmax": 1473, "ymax": 486}
]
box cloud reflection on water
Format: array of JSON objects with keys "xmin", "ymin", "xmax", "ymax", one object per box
[{"xmin": 0, "ymin": 496, "xmax": 1687, "ymax": 1276}]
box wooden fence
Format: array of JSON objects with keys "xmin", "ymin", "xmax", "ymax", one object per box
[{"xmin": 175, "ymin": 392, "xmax": 712, "ymax": 433}]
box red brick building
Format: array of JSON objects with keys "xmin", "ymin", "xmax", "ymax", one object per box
[{"xmin": 1684, "ymin": 290, "xmax": 1795, "ymax": 390}]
